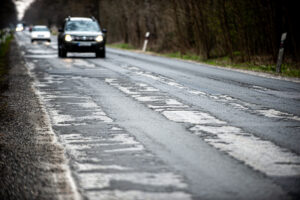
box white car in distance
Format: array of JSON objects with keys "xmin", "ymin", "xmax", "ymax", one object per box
[
  {"xmin": 15, "ymin": 23, "xmax": 24, "ymax": 32},
  {"xmin": 31, "ymin": 25, "xmax": 51, "ymax": 43}
]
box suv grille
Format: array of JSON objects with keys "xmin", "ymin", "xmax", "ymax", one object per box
[{"xmin": 73, "ymin": 36, "xmax": 95, "ymax": 41}]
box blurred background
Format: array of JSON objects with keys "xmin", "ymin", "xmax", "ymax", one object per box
[{"xmin": 1, "ymin": 0, "xmax": 300, "ymax": 68}]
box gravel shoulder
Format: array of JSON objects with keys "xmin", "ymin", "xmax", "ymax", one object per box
[{"xmin": 0, "ymin": 40, "xmax": 78, "ymax": 199}]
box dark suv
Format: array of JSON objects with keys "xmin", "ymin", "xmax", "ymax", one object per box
[{"xmin": 58, "ymin": 17, "xmax": 106, "ymax": 58}]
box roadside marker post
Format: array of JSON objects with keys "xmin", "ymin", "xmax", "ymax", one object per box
[
  {"xmin": 142, "ymin": 32, "xmax": 150, "ymax": 52},
  {"xmin": 276, "ymin": 32, "xmax": 287, "ymax": 73}
]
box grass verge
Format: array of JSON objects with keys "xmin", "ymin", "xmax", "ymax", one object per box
[
  {"xmin": 0, "ymin": 34, "xmax": 13, "ymax": 92},
  {"xmin": 108, "ymin": 43, "xmax": 135, "ymax": 50},
  {"xmin": 203, "ymin": 57, "xmax": 300, "ymax": 78},
  {"xmin": 164, "ymin": 52, "xmax": 300, "ymax": 78}
]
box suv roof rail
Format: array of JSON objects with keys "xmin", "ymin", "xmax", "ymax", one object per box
[
  {"xmin": 67, "ymin": 16, "xmax": 71, "ymax": 21},
  {"xmin": 91, "ymin": 16, "xmax": 96, "ymax": 21}
]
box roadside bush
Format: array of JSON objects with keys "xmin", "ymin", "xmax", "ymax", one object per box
[{"xmin": 0, "ymin": 31, "xmax": 13, "ymax": 92}]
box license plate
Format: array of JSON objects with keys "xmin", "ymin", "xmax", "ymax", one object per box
[
  {"xmin": 38, "ymin": 35, "xmax": 44, "ymax": 37},
  {"xmin": 78, "ymin": 42, "xmax": 91, "ymax": 46}
]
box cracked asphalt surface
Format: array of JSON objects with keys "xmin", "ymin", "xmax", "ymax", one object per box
[{"xmin": 1, "ymin": 31, "xmax": 299, "ymax": 199}]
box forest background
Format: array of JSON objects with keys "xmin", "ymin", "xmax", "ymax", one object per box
[{"xmin": 2, "ymin": 0, "xmax": 300, "ymax": 75}]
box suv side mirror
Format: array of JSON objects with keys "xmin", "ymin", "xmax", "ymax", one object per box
[{"xmin": 102, "ymin": 29, "xmax": 107, "ymax": 34}]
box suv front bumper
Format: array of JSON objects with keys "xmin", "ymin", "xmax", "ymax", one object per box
[{"xmin": 63, "ymin": 41, "xmax": 105, "ymax": 52}]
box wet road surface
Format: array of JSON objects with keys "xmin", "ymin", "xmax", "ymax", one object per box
[{"xmin": 15, "ymin": 32, "xmax": 300, "ymax": 199}]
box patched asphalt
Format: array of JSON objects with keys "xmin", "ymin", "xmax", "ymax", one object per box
[{"xmin": 1, "ymin": 31, "xmax": 299, "ymax": 199}]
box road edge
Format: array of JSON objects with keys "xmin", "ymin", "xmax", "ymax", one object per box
[
  {"xmin": 108, "ymin": 47, "xmax": 300, "ymax": 83},
  {"xmin": 16, "ymin": 37, "xmax": 82, "ymax": 200}
]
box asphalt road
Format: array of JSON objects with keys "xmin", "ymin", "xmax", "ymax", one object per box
[{"xmin": 15, "ymin": 31, "xmax": 300, "ymax": 200}]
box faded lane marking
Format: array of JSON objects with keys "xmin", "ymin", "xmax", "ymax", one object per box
[
  {"xmin": 86, "ymin": 190, "xmax": 190, "ymax": 200},
  {"xmin": 257, "ymin": 109, "xmax": 300, "ymax": 121},
  {"xmin": 162, "ymin": 111, "xmax": 225, "ymax": 125},
  {"xmin": 25, "ymin": 54, "xmax": 57, "ymax": 58},
  {"xmin": 74, "ymin": 59, "xmax": 96, "ymax": 68},
  {"xmin": 75, "ymin": 163, "xmax": 130, "ymax": 171},
  {"xmin": 106, "ymin": 78, "xmax": 300, "ymax": 177},
  {"xmin": 60, "ymin": 59, "xmax": 96, "ymax": 68},
  {"xmin": 78, "ymin": 172, "xmax": 188, "ymax": 189},
  {"xmin": 191, "ymin": 125, "xmax": 300, "ymax": 177},
  {"xmin": 122, "ymin": 65, "xmax": 300, "ymax": 122}
]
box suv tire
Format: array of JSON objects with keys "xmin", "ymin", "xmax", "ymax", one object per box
[{"xmin": 58, "ymin": 46, "xmax": 67, "ymax": 58}]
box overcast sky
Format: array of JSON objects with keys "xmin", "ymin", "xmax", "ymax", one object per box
[{"xmin": 14, "ymin": 0, "xmax": 36, "ymax": 20}]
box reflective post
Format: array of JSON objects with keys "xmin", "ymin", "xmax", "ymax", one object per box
[
  {"xmin": 142, "ymin": 32, "xmax": 150, "ymax": 52},
  {"xmin": 276, "ymin": 32, "xmax": 287, "ymax": 73}
]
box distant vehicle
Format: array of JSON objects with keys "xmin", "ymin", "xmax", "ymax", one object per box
[
  {"xmin": 31, "ymin": 25, "xmax": 51, "ymax": 43},
  {"xmin": 15, "ymin": 23, "xmax": 24, "ymax": 32},
  {"xmin": 58, "ymin": 17, "xmax": 106, "ymax": 58}
]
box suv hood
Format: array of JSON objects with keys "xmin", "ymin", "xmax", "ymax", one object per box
[{"xmin": 65, "ymin": 31, "xmax": 102, "ymax": 36}]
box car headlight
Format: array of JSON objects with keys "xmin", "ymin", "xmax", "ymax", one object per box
[
  {"xmin": 95, "ymin": 35, "xmax": 103, "ymax": 42},
  {"xmin": 16, "ymin": 27, "xmax": 23, "ymax": 32},
  {"xmin": 65, "ymin": 34, "xmax": 72, "ymax": 42}
]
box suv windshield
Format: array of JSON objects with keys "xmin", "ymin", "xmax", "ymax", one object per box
[
  {"xmin": 33, "ymin": 27, "xmax": 49, "ymax": 32},
  {"xmin": 65, "ymin": 21, "xmax": 100, "ymax": 32}
]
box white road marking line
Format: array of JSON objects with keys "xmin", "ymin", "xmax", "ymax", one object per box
[
  {"xmin": 147, "ymin": 105, "xmax": 189, "ymax": 110},
  {"xmin": 74, "ymin": 59, "xmax": 96, "ymax": 68},
  {"xmin": 136, "ymin": 71, "xmax": 161, "ymax": 80},
  {"xmin": 125, "ymin": 66, "xmax": 300, "ymax": 122},
  {"xmin": 104, "ymin": 145, "xmax": 144, "ymax": 153},
  {"xmin": 60, "ymin": 134, "xmax": 97, "ymax": 142},
  {"xmin": 65, "ymin": 102, "xmax": 99, "ymax": 108},
  {"xmin": 25, "ymin": 54, "xmax": 57, "ymax": 58},
  {"xmin": 257, "ymin": 109, "xmax": 300, "ymax": 121},
  {"xmin": 166, "ymin": 99, "xmax": 184, "ymax": 105},
  {"xmin": 76, "ymin": 163, "xmax": 130, "ymax": 171},
  {"xmin": 191, "ymin": 125, "xmax": 300, "ymax": 177},
  {"xmin": 86, "ymin": 190, "xmax": 191, "ymax": 200},
  {"xmin": 107, "ymin": 134, "xmax": 140, "ymax": 145},
  {"xmin": 110, "ymin": 127, "xmax": 123, "ymax": 131},
  {"xmin": 49, "ymin": 107, "xmax": 113, "ymax": 126},
  {"xmin": 134, "ymin": 96, "xmax": 165, "ymax": 102},
  {"xmin": 118, "ymin": 86, "xmax": 139, "ymax": 95},
  {"xmin": 27, "ymin": 49, "xmax": 57, "ymax": 54},
  {"xmin": 162, "ymin": 110, "xmax": 225, "ymax": 125},
  {"xmin": 252, "ymin": 85, "xmax": 269, "ymax": 91},
  {"xmin": 49, "ymin": 109, "xmax": 74, "ymax": 125},
  {"xmin": 78, "ymin": 172, "xmax": 188, "ymax": 189},
  {"xmin": 76, "ymin": 114, "xmax": 113, "ymax": 123},
  {"xmin": 228, "ymin": 102, "xmax": 248, "ymax": 110}
]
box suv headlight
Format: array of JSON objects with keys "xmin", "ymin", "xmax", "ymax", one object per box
[
  {"xmin": 65, "ymin": 34, "xmax": 72, "ymax": 42},
  {"xmin": 95, "ymin": 35, "xmax": 103, "ymax": 42}
]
